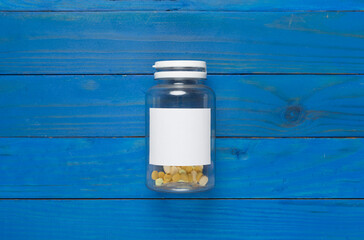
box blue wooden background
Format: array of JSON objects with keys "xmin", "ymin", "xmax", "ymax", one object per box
[{"xmin": 0, "ymin": 1, "xmax": 364, "ymax": 239}]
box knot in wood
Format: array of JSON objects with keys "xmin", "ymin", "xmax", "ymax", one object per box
[{"xmin": 282, "ymin": 105, "xmax": 305, "ymax": 126}]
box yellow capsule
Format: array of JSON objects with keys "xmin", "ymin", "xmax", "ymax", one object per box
[
  {"xmin": 151, "ymin": 170, "xmax": 159, "ymax": 180},
  {"xmin": 195, "ymin": 165, "xmax": 203, "ymax": 172},
  {"xmin": 179, "ymin": 169, "xmax": 186, "ymax": 174},
  {"xmin": 164, "ymin": 174, "xmax": 172, "ymax": 183},
  {"xmin": 170, "ymin": 166, "xmax": 178, "ymax": 175},
  {"xmin": 196, "ymin": 172, "xmax": 203, "ymax": 182},
  {"xmin": 199, "ymin": 176, "xmax": 208, "ymax": 186},
  {"xmin": 155, "ymin": 178, "xmax": 163, "ymax": 186},
  {"xmin": 172, "ymin": 173, "xmax": 181, "ymax": 182},
  {"xmin": 158, "ymin": 171, "xmax": 165, "ymax": 178},
  {"xmin": 185, "ymin": 166, "xmax": 193, "ymax": 173},
  {"xmin": 191, "ymin": 170, "xmax": 197, "ymax": 183},
  {"xmin": 180, "ymin": 173, "xmax": 188, "ymax": 182},
  {"xmin": 188, "ymin": 173, "xmax": 193, "ymax": 182},
  {"xmin": 163, "ymin": 166, "xmax": 171, "ymax": 174}
]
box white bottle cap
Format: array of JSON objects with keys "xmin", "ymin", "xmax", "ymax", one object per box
[{"xmin": 153, "ymin": 60, "xmax": 207, "ymax": 80}]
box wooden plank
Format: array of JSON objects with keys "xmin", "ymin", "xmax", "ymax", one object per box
[
  {"xmin": 0, "ymin": 137, "xmax": 363, "ymax": 198},
  {"xmin": 1, "ymin": 0, "xmax": 363, "ymax": 11},
  {"xmin": 1, "ymin": 75, "xmax": 363, "ymax": 137},
  {"xmin": 1, "ymin": 12, "xmax": 363, "ymax": 74},
  {"xmin": 1, "ymin": 200, "xmax": 364, "ymax": 239}
]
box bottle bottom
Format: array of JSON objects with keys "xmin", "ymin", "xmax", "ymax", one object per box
[{"xmin": 147, "ymin": 182, "xmax": 213, "ymax": 193}]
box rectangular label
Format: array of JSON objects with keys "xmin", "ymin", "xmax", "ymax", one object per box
[{"xmin": 149, "ymin": 108, "xmax": 211, "ymax": 166}]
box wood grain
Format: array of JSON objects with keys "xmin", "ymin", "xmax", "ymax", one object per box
[
  {"xmin": 1, "ymin": 12, "xmax": 363, "ymax": 74},
  {"xmin": 1, "ymin": 1, "xmax": 363, "ymax": 239},
  {"xmin": 1, "ymin": 75, "xmax": 363, "ymax": 137},
  {"xmin": 1, "ymin": 199, "xmax": 364, "ymax": 239},
  {"xmin": 1, "ymin": 137, "xmax": 363, "ymax": 198},
  {"xmin": 1, "ymin": 0, "xmax": 363, "ymax": 11}
]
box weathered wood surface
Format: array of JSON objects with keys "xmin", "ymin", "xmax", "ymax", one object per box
[
  {"xmin": 1, "ymin": 12, "xmax": 363, "ymax": 74},
  {"xmin": 0, "ymin": 137, "xmax": 363, "ymax": 198},
  {"xmin": 1, "ymin": 200, "xmax": 364, "ymax": 239},
  {"xmin": 1, "ymin": 75, "xmax": 363, "ymax": 137},
  {"xmin": 1, "ymin": 1, "xmax": 363, "ymax": 239},
  {"xmin": 1, "ymin": 0, "xmax": 363, "ymax": 11}
]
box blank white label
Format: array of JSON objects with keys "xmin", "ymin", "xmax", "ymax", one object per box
[{"xmin": 149, "ymin": 108, "xmax": 211, "ymax": 166}]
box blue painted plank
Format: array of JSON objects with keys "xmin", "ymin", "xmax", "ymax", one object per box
[
  {"xmin": 0, "ymin": 200, "xmax": 363, "ymax": 239},
  {"xmin": 1, "ymin": 0, "xmax": 363, "ymax": 11},
  {"xmin": 0, "ymin": 138, "xmax": 363, "ymax": 198},
  {"xmin": 1, "ymin": 75, "xmax": 363, "ymax": 137},
  {"xmin": 1, "ymin": 12, "xmax": 363, "ymax": 74}
]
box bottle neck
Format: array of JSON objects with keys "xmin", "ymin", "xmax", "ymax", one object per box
[{"xmin": 156, "ymin": 79, "xmax": 204, "ymax": 85}]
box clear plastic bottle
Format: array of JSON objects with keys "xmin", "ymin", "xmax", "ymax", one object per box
[{"xmin": 146, "ymin": 60, "xmax": 215, "ymax": 193}]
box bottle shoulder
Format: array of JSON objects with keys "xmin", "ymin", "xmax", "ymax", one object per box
[
  {"xmin": 146, "ymin": 83, "xmax": 215, "ymax": 108},
  {"xmin": 147, "ymin": 83, "xmax": 215, "ymax": 97}
]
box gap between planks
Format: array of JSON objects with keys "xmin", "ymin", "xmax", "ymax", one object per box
[
  {"xmin": 1, "ymin": 73, "xmax": 364, "ymax": 76},
  {"xmin": 0, "ymin": 10, "xmax": 364, "ymax": 13},
  {"xmin": 1, "ymin": 198, "xmax": 364, "ymax": 200},
  {"xmin": 0, "ymin": 136, "xmax": 362, "ymax": 139}
]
